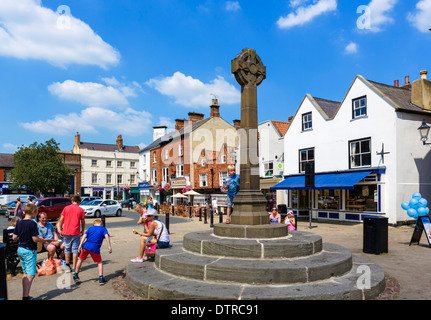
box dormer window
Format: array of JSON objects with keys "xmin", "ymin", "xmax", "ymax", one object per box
[{"xmin": 302, "ymin": 112, "xmax": 312, "ymax": 131}]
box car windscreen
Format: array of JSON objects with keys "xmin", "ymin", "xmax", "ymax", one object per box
[{"xmin": 87, "ymin": 200, "xmax": 102, "ymax": 206}]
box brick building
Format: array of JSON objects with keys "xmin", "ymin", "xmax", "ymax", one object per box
[{"xmin": 140, "ymin": 99, "xmax": 239, "ymax": 204}]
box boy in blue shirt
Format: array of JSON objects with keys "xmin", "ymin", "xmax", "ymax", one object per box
[
  {"xmin": 222, "ymin": 165, "xmax": 240, "ymax": 224},
  {"xmin": 73, "ymin": 219, "xmax": 112, "ymax": 285}
]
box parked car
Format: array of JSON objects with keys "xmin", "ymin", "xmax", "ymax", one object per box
[
  {"xmin": 35, "ymin": 197, "xmax": 72, "ymax": 220},
  {"xmin": 80, "ymin": 200, "xmax": 122, "ymax": 217},
  {"xmin": 0, "ymin": 201, "xmax": 15, "ymax": 215}
]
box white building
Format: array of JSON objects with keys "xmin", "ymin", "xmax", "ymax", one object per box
[
  {"xmin": 73, "ymin": 133, "xmax": 140, "ymax": 200},
  {"xmin": 258, "ymin": 119, "xmax": 291, "ymax": 210},
  {"xmin": 273, "ymin": 71, "xmax": 431, "ymax": 225}
]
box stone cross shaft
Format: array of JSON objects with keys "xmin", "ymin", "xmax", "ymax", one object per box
[{"xmin": 231, "ymin": 48, "xmax": 269, "ymax": 225}]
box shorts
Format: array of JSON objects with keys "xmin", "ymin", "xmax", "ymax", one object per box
[
  {"xmin": 17, "ymin": 247, "xmax": 37, "ymax": 276},
  {"xmin": 227, "ymin": 194, "xmax": 236, "ymax": 208},
  {"xmin": 63, "ymin": 235, "xmax": 81, "ymax": 254},
  {"xmin": 79, "ymin": 248, "xmax": 102, "ymax": 263},
  {"xmin": 157, "ymin": 241, "xmax": 170, "ymax": 249}
]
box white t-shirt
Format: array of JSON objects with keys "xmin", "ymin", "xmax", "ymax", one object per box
[{"xmin": 154, "ymin": 220, "xmax": 169, "ymax": 242}]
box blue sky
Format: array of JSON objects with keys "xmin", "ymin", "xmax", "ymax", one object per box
[{"xmin": 1, "ymin": 0, "xmax": 431, "ymax": 153}]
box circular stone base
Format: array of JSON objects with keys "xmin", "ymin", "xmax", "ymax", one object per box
[{"xmin": 213, "ymin": 223, "xmax": 288, "ymax": 238}]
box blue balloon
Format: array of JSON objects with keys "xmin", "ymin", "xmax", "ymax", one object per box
[
  {"xmin": 409, "ymin": 198, "xmax": 419, "ymax": 208},
  {"xmin": 418, "ymin": 207, "xmax": 428, "ymax": 216},
  {"xmin": 418, "ymin": 198, "xmax": 428, "ymax": 208},
  {"xmin": 401, "ymin": 202, "xmax": 410, "ymax": 210},
  {"xmin": 413, "ymin": 192, "xmax": 422, "ymax": 199},
  {"xmin": 407, "ymin": 208, "xmax": 418, "ymax": 218}
]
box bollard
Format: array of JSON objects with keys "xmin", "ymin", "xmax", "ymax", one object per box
[
  {"xmin": 189, "ymin": 206, "xmax": 192, "ymax": 219},
  {"xmin": 101, "ymin": 214, "xmax": 106, "ymax": 228},
  {"xmin": 204, "ymin": 208, "xmax": 208, "ymax": 224},
  {"xmin": 165, "ymin": 211, "xmax": 170, "ymax": 234},
  {"xmin": 0, "ymin": 243, "xmax": 7, "ymax": 300},
  {"xmin": 219, "ymin": 207, "xmax": 223, "ymax": 223},
  {"xmin": 199, "ymin": 208, "xmax": 202, "ymax": 221},
  {"xmin": 209, "ymin": 209, "xmax": 214, "ymax": 228}
]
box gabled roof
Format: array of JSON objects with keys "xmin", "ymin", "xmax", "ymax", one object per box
[
  {"xmin": 271, "ymin": 120, "xmax": 291, "ymax": 137},
  {"xmin": 0, "ymin": 153, "xmax": 14, "ymax": 168}
]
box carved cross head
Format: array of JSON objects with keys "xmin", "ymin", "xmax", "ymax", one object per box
[{"xmin": 231, "ymin": 48, "xmax": 266, "ymax": 87}]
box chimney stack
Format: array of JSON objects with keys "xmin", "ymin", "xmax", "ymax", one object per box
[
  {"xmin": 210, "ymin": 98, "xmax": 220, "ymax": 117},
  {"xmin": 74, "ymin": 132, "xmax": 81, "ymax": 147},
  {"xmin": 153, "ymin": 126, "xmax": 167, "ymax": 141},
  {"xmin": 233, "ymin": 119, "xmax": 241, "ymax": 130},
  {"xmin": 116, "ymin": 135, "xmax": 124, "ymax": 150},
  {"xmin": 188, "ymin": 112, "xmax": 204, "ymax": 123},
  {"xmin": 175, "ymin": 119, "xmax": 185, "ymax": 131},
  {"xmin": 412, "ymin": 70, "xmax": 431, "ymax": 111}
]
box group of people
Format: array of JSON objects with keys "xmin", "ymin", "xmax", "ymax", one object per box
[{"xmin": 11, "ymin": 195, "xmax": 111, "ymax": 300}]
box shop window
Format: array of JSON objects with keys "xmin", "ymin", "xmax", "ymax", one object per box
[
  {"xmin": 317, "ymin": 190, "xmax": 340, "ymax": 210},
  {"xmin": 291, "ymin": 190, "xmax": 310, "ymax": 209},
  {"xmin": 346, "ymin": 185, "xmax": 378, "ymax": 212}
]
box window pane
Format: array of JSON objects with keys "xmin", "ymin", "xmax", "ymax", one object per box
[
  {"xmin": 308, "ymin": 149, "xmax": 314, "ymax": 160},
  {"xmin": 361, "ymin": 140, "xmax": 370, "ymax": 153}
]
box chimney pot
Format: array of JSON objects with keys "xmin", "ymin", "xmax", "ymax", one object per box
[
  {"xmin": 233, "ymin": 119, "xmax": 241, "ymax": 130},
  {"xmin": 405, "ymin": 76, "xmax": 410, "ymax": 85},
  {"xmin": 421, "ymin": 70, "xmax": 428, "ymax": 80},
  {"xmin": 394, "ymin": 80, "xmax": 399, "ymax": 87}
]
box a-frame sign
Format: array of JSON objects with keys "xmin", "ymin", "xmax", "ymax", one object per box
[{"xmin": 409, "ymin": 215, "xmax": 431, "ymax": 248}]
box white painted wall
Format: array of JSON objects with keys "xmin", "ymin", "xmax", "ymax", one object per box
[{"xmin": 283, "ymin": 75, "xmax": 431, "ymax": 224}]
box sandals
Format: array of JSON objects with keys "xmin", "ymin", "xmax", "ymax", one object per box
[{"xmin": 225, "ymin": 218, "xmax": 231, "ymax": 224}]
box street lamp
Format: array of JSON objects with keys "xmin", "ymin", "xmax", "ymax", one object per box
[{"xmin": 418, "ymin": 119, "xmax": 431, "ymax": 145}]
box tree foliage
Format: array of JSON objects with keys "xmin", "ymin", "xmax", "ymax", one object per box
[{"xmin": 10, "ymin": 138, "xmax": 74, "ymax": 195}]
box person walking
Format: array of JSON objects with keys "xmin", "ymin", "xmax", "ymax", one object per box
[
  {"xmin": 73, "ymin": 219, "xmax": 112, "ymax": 285},
  {"xmin": 56, "ymin": 195, "xmax": 85, "ymax": 273}
]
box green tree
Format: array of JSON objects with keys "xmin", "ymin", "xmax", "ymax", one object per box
[{"xmin": 10, "ymin": 138, "xmax": 74, "ymax": 195}]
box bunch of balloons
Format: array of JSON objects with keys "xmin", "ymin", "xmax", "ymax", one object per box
[{"xmin": 401, "ymin": 192, "xmax": 429, "ymax": 220}]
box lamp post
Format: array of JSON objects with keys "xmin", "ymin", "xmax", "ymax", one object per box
[{"xmin": 418, "ymin": 119, "xmax": 431, "ymax": 145}]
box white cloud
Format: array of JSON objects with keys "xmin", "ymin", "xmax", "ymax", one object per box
[
  {"xmin": 344, "ymin": 42, "xmax": 359, "ymax": 54},
  {"xmin": 277, "ymin": 0, "xmax": 337, "ymax": 29},
  {"xmin": 408, "ymin": 0, "xmax": 431, "ymax": 33},
  {"xmin": 225, "ymin": 1, "xmax": 241, "ymax": 12},
  {"xmin": 48, "ymin": 78, "xmax": 141, "ymax": 108},
  {"xmin": 3, "ymin": 142, "xmax": 19, "ymax": 151},
  {"xmin": 366, "ymin": 0, "xmax": 398, "ymax": 32},
  {"xmin": 0, "ymin": 0, "xmax": 120, "ymax": 68},
  {"xmin": 19, "ymin": 106, "xmax": 153, "ymax": 136},
  {"xmin": 146, "ymin": 72, "xmax": 240, "ymax": 108}
]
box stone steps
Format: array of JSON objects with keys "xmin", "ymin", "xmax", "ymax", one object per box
[
  {"xmin": 126, "ymin": 255, "xmax": 385, "ymax": 300},
  {"xmin": 183, "ymin": 230, "xmax": 322, "ymax": 259},
  {"xmin": 155, "ymin": 242, "xmax": 352, "ymax": 285},
  {"xmin": 125, "ymin": 229, "xmax": 386, "ymax": 300}
]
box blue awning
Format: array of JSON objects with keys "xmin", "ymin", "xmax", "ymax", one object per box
[{"xmin": 270, "ymin": 171, "xmax": 373, "ymax": 190}]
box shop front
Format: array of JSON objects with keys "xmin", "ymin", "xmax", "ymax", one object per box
[{"xmin": 271, "ymin": 169, "xmax": 385, "ymax": 222}]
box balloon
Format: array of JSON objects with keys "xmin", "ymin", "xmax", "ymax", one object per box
[
  {"xmin": 407, "ymin": 208, "xmax": 417, "ymax": 218},
  {"xmin": 418, "ymin": 207, "xmax": 428, "ymax": 216},
  {"xmin": 409, "ymin": 198, "xmax": 419, "ymax": 208},
  {"xmin": 413, "ymin": 192, "xmax": 422, "ymax": 199},
  {"xmin": 418, "ymin": 198, "xmax": 428, "ymax": 208},
  {"xmin": 401, "ymin": 202, "xmax": 410, "ymax": 210}
]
